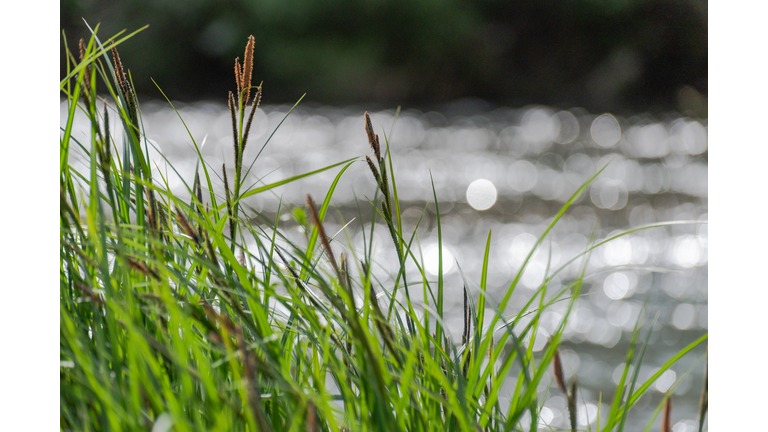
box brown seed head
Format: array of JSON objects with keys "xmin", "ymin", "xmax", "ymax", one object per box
[
  {"xmin": 568, "ymin": 380, "xmax": 578, "ymax": 432},
  {"xmin": 228, "ymin": 91, "xmax": 240, "ymax": 163},
  {"xmin": 553, "ymin": 348, "xmax": 567, "ymax": 393},
  {"xmin": 207, "ymin": 330, "xmax": 222, "ymax": 344},
  {"xmin": 78, "ymin": 38, "xmax": 92, "ymax": 92},
  {"xmin": 364, "ymin": 112, "xmax": 380, "ymax": 160},
  {"xmin": 462, "ymin": 285, "xmax": 469, "ymax": 345},
  {"xmin": 110, "ymin": 47, "xmax": 139, "ymax": 131},
  {"xmin": 111, "ymin": 48, "xmax": 129, "ymax": 96},
  {"xmin": 241, "ymin": 35, "xmax": 255, "ymax": 105},
  {"xmin": 234, "ymin": 57, "xmax": 242, "ymax": 99},
  {"xmin": 365, "ymin": 155, "xmax": 382, "ymax": 186}
]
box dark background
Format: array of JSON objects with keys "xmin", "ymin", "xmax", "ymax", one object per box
[{"xmin": 61, "ymin": 0, "xmax": 707, "ymax": 116}]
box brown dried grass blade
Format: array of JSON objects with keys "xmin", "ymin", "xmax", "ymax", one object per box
[
  {"xmin": 174, "ymin": 205, "xmax": 200, "ymax": 247},
  {"xmin": 306, "ymin": 400, "xmax": 317, "ymax": 432},
  {"xmin": 126, "ymin": 257, "xmax": 160, "ymax": 280},
  {"xmin": 204, "ymin": 232, "xmax": 220, "ymax": 269},
  {"xmin": 662, "ymin": 396, "xmax": 673, "ymax": 432},
  {"xmin": 306, "ymin": 194, "xmax": 340, "ymax": 278},
  {"xmin": 74, "ymin": 281, "xmax": 104, "ymax": 306}
]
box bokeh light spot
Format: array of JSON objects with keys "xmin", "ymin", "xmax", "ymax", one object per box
[
  {"xmin": 466, "ymin": 179, "xmax": 497, "ymax": 210},
  {"xmin": 424, "ymin": 244, "xmax": 455, "ymax": 276},
  {"xmin": 554, "ymin": 111, "xmax": 580, "ymax": 144},
  {"xmin": 590, "ymin": 114, "xmax": 622, "ymax": 148},
  {"xmin": 672, "ymin": 303, "xmax": 695, "ymax": 330},
  {"xmin": 538, "ymin": 407, "xmax": 554, "ymax": 426},
  {"xmin": 577, "ymin": 403, "xmax": 598, "ymax": 426},
  {"xmin": 654, "ymin": 369, "xmax": 677, "ymax": 392},
  {"xmin": 604, "ymin": 272, "xmax": 630, "ymax": 300},
  {"xmin": 674, "ymin": 235, "xmax": 702, "ymax": 268}
]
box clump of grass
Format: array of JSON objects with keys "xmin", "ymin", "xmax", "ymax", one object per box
[{"xmin": 60, "ymin": 25, "xmax": 707, "ymax": 432}]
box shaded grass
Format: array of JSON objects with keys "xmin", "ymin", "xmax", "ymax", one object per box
[{"xmin": 60, "ymin": 25, "xmax": 707, "ymax": 432}]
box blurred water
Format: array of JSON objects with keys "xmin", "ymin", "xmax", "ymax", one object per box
[{"xmin": 63, "ymin": 100, "xmax": 708, "ymax": 431}]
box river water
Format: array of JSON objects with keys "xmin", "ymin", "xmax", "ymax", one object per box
[{"xmin": 63, "ymin": 99, "xmax": 708, "ymax": 431}]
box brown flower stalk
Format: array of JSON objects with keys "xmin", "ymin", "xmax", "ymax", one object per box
[
  {"xmin": 306, "ymin": 401, "xmax": 317, "ymax": 432},
  {"xmin": 568, "ymin": 380, "xmax": 578, "ymax": 432},
  {"xmin": 222, "ymin": 163, "xmax": 235, "ymax": 241}
]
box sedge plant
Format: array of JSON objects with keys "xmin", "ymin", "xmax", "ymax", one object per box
[{"xmin": 60, "ymin": 25, "xmax": 708, "ymax": 432}]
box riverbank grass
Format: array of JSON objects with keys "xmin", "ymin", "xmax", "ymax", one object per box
[{"xmin": 60, "ymin": 26, "xmax": 707, "ymax": 432}]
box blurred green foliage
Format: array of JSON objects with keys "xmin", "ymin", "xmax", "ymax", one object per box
[{"xmin": 61, "ymin": 0, "xmax": 707, "ymax": 112}]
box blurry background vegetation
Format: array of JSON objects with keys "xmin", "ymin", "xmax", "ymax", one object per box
[{"xmin": 61, "ymin": 0, "xmax": 707, "ymax": 116}]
